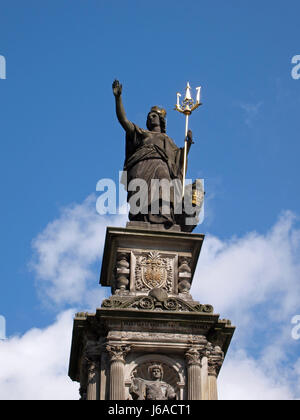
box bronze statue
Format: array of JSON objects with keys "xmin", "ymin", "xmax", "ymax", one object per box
[
  {"xmin": 112, "ymin": 80, "xmax": 195, "ymax": 230},
  {"xmin": 129, "ymin": 364, "xmax": 176, "ymax": 400}
]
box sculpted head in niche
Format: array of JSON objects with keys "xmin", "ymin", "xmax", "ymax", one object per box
[{"xmin": 148, "ymin": 363, "xmax": 164, "ymax": 381}]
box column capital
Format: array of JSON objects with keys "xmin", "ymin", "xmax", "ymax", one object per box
[
  {"xmin": 185, "ymin": 346, "xmax": 202, "ymax": 366},
  {"xmin": 207, "ymin": 345, "xmax": 224, "ymax": 377},
  {"xmin": 106, "ymin": 344, "xmax": 131, "ymax": 364}
]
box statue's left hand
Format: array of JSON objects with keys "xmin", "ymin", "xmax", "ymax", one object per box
[{"xmin": 112, "ymin": 79, "xmax": 123, "ymax": 97}]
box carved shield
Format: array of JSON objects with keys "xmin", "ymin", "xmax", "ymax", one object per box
[{"xmin": 141, "ymin": 252, "xmax": 167, "ymax": 289}]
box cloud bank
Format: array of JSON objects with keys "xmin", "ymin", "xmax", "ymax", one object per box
[
  {"xmin": 30, "ymin": 194, "xmax": 127, "ymax": 309},
  {"xmin": 0, "ymin": 311, "xmax": 78, "ymax": 400},
  {"xmin": 194, "ymin": 211, "xmax": 300, "ymax": 325}
]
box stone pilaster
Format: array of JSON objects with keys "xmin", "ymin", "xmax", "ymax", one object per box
[
  {"xmin": 207, "ymin": 346, "xmax": 224, "ymax": 400},
  {"xmin": 82, "ymin": 340, "xmax": 102, "ymax": 400},
  {"xmin": 185, "ymin": 347, "xmax": 202, "ymax": 400},
  {"xmin": 106, "ymin": 345, "xmax": 131, "ymax": 400},
  {"xmin": 86, "ymin": 361, "xmax": 99, "ymax": 400}
]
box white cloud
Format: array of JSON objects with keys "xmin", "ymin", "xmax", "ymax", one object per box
[
  {"xmin": 192, "ymin": 210, "xmax": 300, "ymax": 399},
  {"xmin": 219, "ymin": 350, "xmax": 295, "ymax": 400},
  {"xmin": 30, "ymin": 194, "xmax": 127, "ymax": 308},
  {"xmin": 193, "ymin": 211, "xmax": 300, "ymax": 322},
  {"xmin": 0, "ymin": 311, "xmax": 78, "ymax": 400}
]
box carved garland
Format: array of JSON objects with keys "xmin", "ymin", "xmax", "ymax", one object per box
[{"xmin": 102, "ymin": 295, "xmax": 213, "ymax": 313}]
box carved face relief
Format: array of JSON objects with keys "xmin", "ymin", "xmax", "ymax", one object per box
[{"xmin": 150, "ymin": 367, "xmax": 163, "ymax": 380}]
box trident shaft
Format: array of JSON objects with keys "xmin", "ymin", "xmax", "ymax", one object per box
[{"xmin": 174, "ymin": 82, "xmax": 202, "ymax": 197}]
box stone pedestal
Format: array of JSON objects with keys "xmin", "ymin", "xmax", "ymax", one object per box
[{"xmin": 68, "ymin": 225, "xmax": 235, "ymax": 400}]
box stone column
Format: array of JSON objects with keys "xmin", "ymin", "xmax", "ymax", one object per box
[
  {"xmin": 86, "ymin": 361, "xmax": 99, "ymax": 400},
  {"xmin": 207, "ymin": 346, "xmax": 224, "ymax": 401},
  {"xmin": 185, "ymin": 347, "xmax": 202, "ymax": 400},
  {"xmin": 81, "ymin": 340, "xmax": 102, "ymax": 400},
  {"xmin": 200, "ymin": 356, "xmax": 209, "ymax": 400},
  {"xmin": 106, "ymin": 345, "xmax": 131, "ymax": 400}
]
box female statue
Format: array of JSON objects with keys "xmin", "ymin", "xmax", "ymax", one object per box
[{"xmin": 112, "ymin": 80, "xmax": 193, "ymax": 229}]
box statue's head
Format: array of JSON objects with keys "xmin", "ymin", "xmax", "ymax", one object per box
[
  {"xmin": 146, "ymin": 106, "xmax": 167, "ymax": 133},
  {"xmin": 148, "ymin": 363, "xmax": 163, "ymax": 380}
]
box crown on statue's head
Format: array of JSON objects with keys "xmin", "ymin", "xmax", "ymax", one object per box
[
  {"xmin": 148, "ymin": 363, "xmax": 164, "ymax": 379},
  {"xmin": 149, "ymin": 106, "xmax": 167, "ymax": 119}
]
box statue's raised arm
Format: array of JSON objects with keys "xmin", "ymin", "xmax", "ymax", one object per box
[{"xmin": 112, "ymin": 80, "xmax": 134, "ymax": 134}]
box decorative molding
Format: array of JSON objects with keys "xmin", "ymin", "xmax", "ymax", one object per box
[
  {"xmin": 178, "ymin": 256, "xmax": 192, "ymax": 293},
  {"xmin": 207, "ymin": 345, "xmax": 224, "ymax": 377},
  {"xmin": 185, "ymin": 347, "xmax": 201, "ymax": 366},
  {"xmin": 102, "ymin": 292, "xmax": 213, "ymax": 314},
  {"xmin": 106, "ymin": 344, "xmax": 131, "ymax": 364},
  {"xmin": 115, "ymin": 252, "xmax": 130, "ymax": 292}
]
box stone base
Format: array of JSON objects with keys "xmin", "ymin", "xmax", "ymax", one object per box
[
  {"xmin": 68, "ymin": 225, "xmax": 235, "ymax": 400},
  {"xmin": 68, "ymin": 307, "xmax": 234, "ymax": 400}
]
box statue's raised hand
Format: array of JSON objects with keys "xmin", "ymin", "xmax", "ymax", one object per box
[{"xmin": 112, "ymin": 79, "xmax": 122, "ymax": 97}]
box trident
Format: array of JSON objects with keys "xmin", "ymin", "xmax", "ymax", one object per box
[{"xmin": 174, "ymin": 82, "xmax": 202, "ymax": 197}]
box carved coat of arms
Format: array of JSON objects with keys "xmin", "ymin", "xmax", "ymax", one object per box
[
  {"xmin": 141, "ymin": 252, "xmax": 167, "ymax": 289},
  {"xmin": 135, "ymin": 251, "xmax": 173, "ymax": 292}
]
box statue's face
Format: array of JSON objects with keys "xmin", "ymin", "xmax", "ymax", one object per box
[
  {"xmin": 151, "ymin": 367, "xmax": 162, "ymax": 380},
  {"xmin": 147, "ymin": 112, "xmax": 161, "ymax": 131}
]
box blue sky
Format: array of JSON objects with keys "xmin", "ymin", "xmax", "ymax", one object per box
[{"xmin": 0, "ymin": 0, "xmax": 300, "ymax": 399}]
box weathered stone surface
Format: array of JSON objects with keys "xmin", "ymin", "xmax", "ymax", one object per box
[
  {"xmin": 68, "ymin": 303, "xmax": 234, "ymax": 400},
  {"xmin": 101, "ymin": 290, "xmax": 213, "ymax": 314}
]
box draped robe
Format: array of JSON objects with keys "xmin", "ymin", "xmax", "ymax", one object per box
[{"xmin": 122, "ymin": 123, "xmax": 185, "ymax": 226}]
